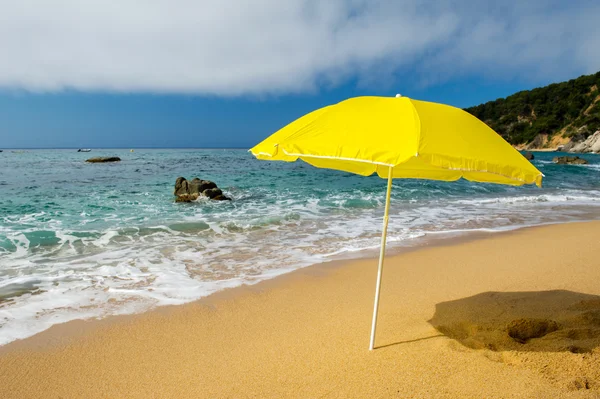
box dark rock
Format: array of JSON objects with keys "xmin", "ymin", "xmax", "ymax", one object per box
[
  {"xmin": 552, "ymin": 156, "xmax": 589, "ymax": 165},
  {"xmin": 188, "ymin": 178, "xmax": 217, "ymax": 195},
  {"xmin": 202, "ymin": 187, "xmax": 223, "ymax": 199},
  {"xmin": 212, "ymin": 194, "xmax": 232, "ymax": 201},
  {"xmin": 174, "ymin": 177, "xmax": 189, "ymax": 196},
  {"xmin": 175, "ymin": 193, "xmax": 199, "ymax": 203},
  {"xmin": 174, "ymin": 177, "xmax": 231, "ymax": 201},
  {"xmin": 187, "ymin": 178, "xmax": 201, "ymax": 195},
  {"xmin": 523, "ymin": 151, "xmax": 534, "ymax": 160},
  {"xmin": 507, "ymin": 318, "xmax": 559, "ymax": 343},
  {"xmin": 86, "ymin": 157, "xmax": 121, "ymax": 163}
]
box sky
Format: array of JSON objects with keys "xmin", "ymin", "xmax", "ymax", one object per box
[{"xmin": 0, "ymin": 0, "xmax": 599, "ymax": 149}]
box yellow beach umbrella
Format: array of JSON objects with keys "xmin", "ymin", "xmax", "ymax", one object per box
[{"xmin": 250, "ymin": 95, "xmax": 543, "ymax": 350}]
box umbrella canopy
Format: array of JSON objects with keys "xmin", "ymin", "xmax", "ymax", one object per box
[
  {"xmin": 250, "ymin": 95, "xmax": 543, "ymax": 350},
  {"xmin": 251, "ymin": 96, "xmax": 542, "ymax": 187}
]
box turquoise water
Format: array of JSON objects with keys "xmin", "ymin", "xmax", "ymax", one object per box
[{"xmin": 1, "ymin": 148, "xmax": 600, "ymax": 344}]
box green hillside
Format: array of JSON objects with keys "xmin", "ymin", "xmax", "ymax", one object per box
[{"xmin": 465, "ymin": 72, "xmax": 600, "ymax": 145}]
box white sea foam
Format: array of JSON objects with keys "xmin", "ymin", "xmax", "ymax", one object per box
[{"xmin": 451, "ymin": 192, "xmax": 600, "ymax": 205}]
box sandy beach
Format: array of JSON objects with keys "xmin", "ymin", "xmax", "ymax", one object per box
[{"xmin": 1, "ymin": 221, "xmax": 599, "ymax": 398}]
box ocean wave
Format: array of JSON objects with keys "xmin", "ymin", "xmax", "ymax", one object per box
[{"xmin": 451, "ymin": 192, "xmax": 600, "ymax": 205}]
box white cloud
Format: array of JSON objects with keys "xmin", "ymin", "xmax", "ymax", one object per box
[
  {"xmin": 0, "ymin": 0, "xmax": 598, "ymax": 95},
  {"xmin": 421, "ymin": 1, "xmax": 600, "ymax": 84}
]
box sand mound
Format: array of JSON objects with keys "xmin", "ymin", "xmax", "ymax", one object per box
[
  {"xmin": 429, "ymin": 290, "xmax": 600, "ymax": 353},
  {"xmin": 430, "ymin": 290, "xmax": 600, "ymax": 392},
  {"xmin": 507, "ymin": 318, "xmax": 559, "ymax": 343}
]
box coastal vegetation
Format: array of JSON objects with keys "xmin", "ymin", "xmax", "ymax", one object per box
[{"xmin": 465, "ymin": 71, "xmax": 600, "ymax": 146}]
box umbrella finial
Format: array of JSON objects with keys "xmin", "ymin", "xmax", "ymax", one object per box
[{"xmin": 395, "ymin": 94, "xmax": 402, "ymax": 98}]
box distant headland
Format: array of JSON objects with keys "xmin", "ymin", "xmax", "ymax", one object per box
[{"xmin": 465, "ymin": 71, "xmax": 600, "ymax": 153}]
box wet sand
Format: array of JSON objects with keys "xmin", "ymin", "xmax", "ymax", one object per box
[{"xmin": 1, "ymin": 221, "xmax": 599, "ymax": 398}]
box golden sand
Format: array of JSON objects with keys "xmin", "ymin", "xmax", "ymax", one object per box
[{"xmin": 1, "ymin": 221, "xmax": 599, "ymax": 398}]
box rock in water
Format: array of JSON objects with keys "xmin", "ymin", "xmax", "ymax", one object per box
[
  {"xmin": 552, "ymin": 156, "xmax": 589, "ymax": 165},
  {"xmin": 524, "ymin": 151, "xmax": 534, "ymax": 160},
  {"xmin": 174, "ymin": 177, "xmax": 189, "ymax": 196},
  {"xmin": 507, "ymin": 318, "xmax": 559, "ymax": 343},
  {"xmin": 203, "ymin": 188, "xmax": 223, "ymax": 199},
  {"xmin": 175, "ymin": 193, "xmax": 199, "ymax": 203},
  {"xmin": 174, "ymin": 177, "xmax": 231, "ymax": 201},
  {"xmin": 188, "ymin": 178, "xmax": 217, "ymax": 195},
  {"xmin": 86, "ymin": 157, "xmax": 121, "ymax": 163}
]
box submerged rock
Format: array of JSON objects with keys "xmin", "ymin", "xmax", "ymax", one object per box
[
  {"xmin": 174, "ymin": 177, "xmax": 231, "ymax": 201},
  {"xmin": 552, "ymin": 156, "xmax": 589, "ymax": 165},
  {"xmin": 524, "ymin": 151, "xmax": 534, "ymax": 160},
  {"xmin": 86, "ymin": 157, "xmax": 121, "ymax": 163}
]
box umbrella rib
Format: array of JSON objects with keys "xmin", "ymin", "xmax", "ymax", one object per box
[
  {"xmin": 445, "ymin": 166, "xmax": 536, "ymax": 183},
  {"xmin": 281, "ymin": 149, "xmax": 395, "ymax": 167}
]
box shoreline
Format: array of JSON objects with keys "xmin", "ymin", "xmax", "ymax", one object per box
[
  {"xmin": 1, "ymin": 220, "xmax": 599, "ymax": 397},
  {"xmin": 514, "ymin": 147, "xmax": 560, "ymax": 152},
  {"xmin": 0, "ymin": 221, "xmax": 508, "ymax": 351},
  {"xmin": 2, "ymin": 218, "xmax": 597, "ymax": 348},
  {"xmin": 0, "ymin": 222, "xmax": 514, "ymax": 350}
]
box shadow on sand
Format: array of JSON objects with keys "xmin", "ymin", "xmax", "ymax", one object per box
[
  {"xmin": 375, "ymin": 334, "xmax": 445, "ymax": 349},
  {"xmin": 428, "ymin": 290, "xmax": 600, "ymax": 353}
]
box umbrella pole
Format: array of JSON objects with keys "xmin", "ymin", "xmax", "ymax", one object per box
[{"xmin": 369, "ymin": 166, "xmax": 393, "ymax": 351}]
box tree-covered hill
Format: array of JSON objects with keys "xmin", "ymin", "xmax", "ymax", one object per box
[{"xmin": 465, "ymin": 72, "xmax": 600, "ymax": 146}]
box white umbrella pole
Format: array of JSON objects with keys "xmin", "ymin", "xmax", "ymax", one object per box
[{"xmin": 369, "ymin": 166, "xmax": 393, "ymax": 351}]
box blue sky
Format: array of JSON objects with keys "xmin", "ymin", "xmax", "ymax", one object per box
[{"xmin": 1, "ymin": 0, "xmax": 599, "ymax": 149}]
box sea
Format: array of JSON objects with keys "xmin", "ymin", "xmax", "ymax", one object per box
[{"xmin": 1, "ymin": 149, "xmax": 599, "ymax": 345}]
